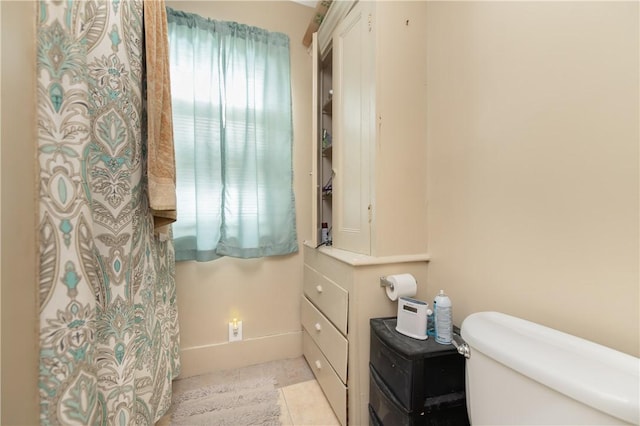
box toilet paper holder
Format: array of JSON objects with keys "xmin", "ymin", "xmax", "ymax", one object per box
[
  {"xmin": 379, "ymin": 276, "xmax": 395, "ymax": 290},
  {"xmin": 381, "ymin": 274, "xmax": 418, "ymax": 302}
]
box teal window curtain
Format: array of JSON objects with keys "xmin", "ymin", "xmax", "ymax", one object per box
[{"xmin": 167, "ymin": 8, "xmax": 298, "ymax": 262}]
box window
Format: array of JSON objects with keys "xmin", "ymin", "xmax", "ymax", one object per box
[{"xmin": 167, "ymin": 8, "xmax": 298, "ymax": 262}]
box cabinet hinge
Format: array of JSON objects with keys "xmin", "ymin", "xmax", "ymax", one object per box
[
  {"xmin": 368, "ymin": 204, "xmax": 373, "ymax": 223},
  {"xmin": 368, "ymin": 14, "xmax": 372, "ymax": 32}
]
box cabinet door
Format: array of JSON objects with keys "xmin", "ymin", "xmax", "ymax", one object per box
[
  {"xmin": 332, "ymin": 1, "xmax": 374, "ymax": 255},
  {"xmin": 310, "ymin": 33, "xmax": 319, "ymax": 247}
]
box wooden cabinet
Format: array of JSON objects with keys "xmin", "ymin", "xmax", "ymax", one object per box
[
  {"xmin": 311, "ymin": 1, "xmax": 428, "ymax": 257},
  {"xmin": 304, "ymin": 2, "xmax": 430, "ymax": 425}
]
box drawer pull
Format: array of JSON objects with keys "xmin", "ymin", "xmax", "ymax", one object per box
[
  {"xmin": 315, "ymin": 360, "xmax": 322, "ymax": 370},
  {"xmin": 316, "ymin": 285, "xmax": 323, "ymax": 293},
  {"xmin": 315, "ymin": 323, "xmax": 322, "ymax": 332}
]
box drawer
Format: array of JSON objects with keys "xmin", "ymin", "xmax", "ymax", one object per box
[
  {"xmin": 301, "ymin": 297, "xmax": 348, "ymax": 383},
  {"xmin": 303, "ymin": 265, "xmax": 348, "ymax": 334},
  {"xmin": 303, "ymin": 331, "xmax": 347, "ymax": 426},
  {"xmin": 370, "ymin": 364, "xmax": 469, "ymax": 426},
  {"xmin": 369, "ymin": 364, "xmax": 415, "ymax": 426},
  {"xmin": 370, "ymin": 327, "xmax": 415, "ymax": 411}
]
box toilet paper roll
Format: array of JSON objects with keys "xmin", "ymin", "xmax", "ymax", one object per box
[{"xmin": 385, "ymin": 273, "xmax": 417, "ymax": 301}]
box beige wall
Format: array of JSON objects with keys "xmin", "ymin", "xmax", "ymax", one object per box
[
  {"xmin": 0, "ymin": 1, "xmax": 39, "ymax": 424},
  {"xmin": 426, "ymin": 2, "xmax": 639, "ymax": 356},
  {"xmin": 165, "ymin": 1, "xmax": 313, "ymax": 377},
  {"xmin": 1, "ymin": 3, "xmax": 637, "ymax": 423}
]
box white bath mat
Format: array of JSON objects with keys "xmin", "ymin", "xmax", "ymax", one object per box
[{"xmin": 170, "ymin": 376, "xmax": 281, "ymax": 425}]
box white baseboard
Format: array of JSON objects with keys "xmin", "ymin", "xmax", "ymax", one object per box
[{"xmin": 177, "ymin": 331, "xmax": 303, "ymax": 378}]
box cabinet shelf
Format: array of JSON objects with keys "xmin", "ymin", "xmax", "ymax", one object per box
[
  {"xmin": 315, "ymin": 40, "xmax": 334, "ymax": 248},
  {"xmin": 322, "ymin": 176, "xmax": 332, "ymax": 199}
]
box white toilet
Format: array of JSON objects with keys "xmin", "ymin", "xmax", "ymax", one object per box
[{"xmin": 460, "ymin": 312, "xmax": 639, "ymax": 425}]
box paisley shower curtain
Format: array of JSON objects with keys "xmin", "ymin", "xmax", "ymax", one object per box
[{"xmin": 37, "ymin": 0, "xmax": 180, "ymax": 424}]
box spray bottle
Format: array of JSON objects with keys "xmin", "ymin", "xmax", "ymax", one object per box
[{"xmin": 434, "ymin": 289, "xmax": 452, "ymax": 344}]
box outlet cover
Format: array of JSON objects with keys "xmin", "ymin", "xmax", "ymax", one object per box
[{"xmin": 228, "ymin": 320, "xmax": 243, "ymax": 342}]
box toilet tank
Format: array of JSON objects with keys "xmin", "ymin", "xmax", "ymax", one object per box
[{"xmin": 460, "ymin": 312, "xmax": 639, "ymax": 425}]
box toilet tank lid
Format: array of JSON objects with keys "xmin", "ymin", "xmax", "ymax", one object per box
[{"xmin": 461, "ymin": 311, "xmax": 640, "ymax": 425}]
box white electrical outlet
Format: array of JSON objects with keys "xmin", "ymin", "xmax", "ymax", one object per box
[{"xmin": 228, "ymin": 319, "xmax": 243, "ymax": 342}]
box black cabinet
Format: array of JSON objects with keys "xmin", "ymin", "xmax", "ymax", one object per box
[{"xmin": 369, "ymin": 317, "xmax": 469, "ymax": 426}]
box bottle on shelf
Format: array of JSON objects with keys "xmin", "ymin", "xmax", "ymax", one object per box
[{"xmin": 321, "ymin": 222, "xmax": 329, "ymax": 244}]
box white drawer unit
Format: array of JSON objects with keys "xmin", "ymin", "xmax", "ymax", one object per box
[
  {"xmin": 302, "ymin": 247, "xmax": 350, "ymax": 425},
  {"xmin": 301, "ymin": 243, "xmax": 429, "ymax": 425},
  {"xmin": 301, "ymin": 297, "xmax": 348, "ymax": 382}
]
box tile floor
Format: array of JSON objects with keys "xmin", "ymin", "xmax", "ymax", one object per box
[
  {"xmin": 157, "ymin": 357, "xmax": 339, "ymax": 425},
  {"xmin": 278, "ymin": 379, "xmax": 340, "ymax": 425}
]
